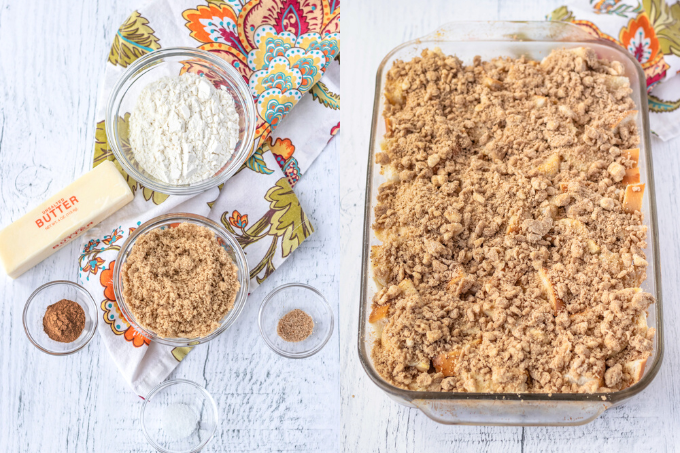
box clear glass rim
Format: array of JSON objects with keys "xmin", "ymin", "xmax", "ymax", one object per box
[
  {"xmin": 357, "ymin": 20, "xmax": 664, "ymax": 406},
  {"xmin": 113, "ymin": 213, "xmax": 250, "ymax": 347},
  {"xmin": 105, "ymin": 47, "xmax": 257, "ymax": 196},
  {"xmin": 139, "ymin": 378, "xmax": 219, "ymax": 453},
  {"xmin": 23, "ymin": 280, "xmax": 98, "ymax": 356},
  {"xmin": 258, "ymin": 283, "xmax": 334, "ymax": 359}
]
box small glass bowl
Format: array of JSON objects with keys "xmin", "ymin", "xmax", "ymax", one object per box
[
  {"xmin": 140, "ymin": 379, "xmax": 218, "ymax": 453},
  {"xmin": 23, "ymin": 281, "xmax": 98, "ymax": 355},
  {"xmin": 113, "ymin": 213, "xmax": 249, "ymax": 347},
  {"xmin": 258, "ymin": 283, "xmax": 334, "ymax": 359},
  {"xmin": 106, "ymin": 47, "xmax": 256, "ymax": 196}
]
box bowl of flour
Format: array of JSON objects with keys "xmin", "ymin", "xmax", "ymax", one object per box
[{"xmin": 106, "ymin": 47, "xmax": 256, "ymax": 195}]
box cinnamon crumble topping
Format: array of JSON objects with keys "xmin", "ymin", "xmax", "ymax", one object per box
[{"xmin": 370, "ymin": 48, "xmax": 654, "ymax": 394}]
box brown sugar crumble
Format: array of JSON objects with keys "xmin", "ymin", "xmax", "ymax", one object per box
[
  {"xmin": 43, "ymin": 299, "xmax": 85, "ymax": 343},
  {"xmin": 122, "ymin": 223, "xmax": 240, "ymax": 338},
  {"xmin": 277, "ymin": 309, "xmax": 314, "ymax": 342},
  {"xmin": 370, "ymin": 47, "xmax": 655, "ymax": 394}
]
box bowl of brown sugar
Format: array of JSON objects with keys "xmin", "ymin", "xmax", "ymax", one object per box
[
  {"xmin": 23, "ymin": 281, "xmax": 98, "ymax": 355},
  {"xmin": 113, "ymin": 213, "xmax": 249, "ymax": 347}
]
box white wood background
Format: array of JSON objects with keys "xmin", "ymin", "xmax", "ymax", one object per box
[
  {"xmin": 341, "ymin": 1, "xmax": 680, "ymax": 452},
  {"xmin": 0, "ymin": 1, "xmax": 339, "ymax": 452}
]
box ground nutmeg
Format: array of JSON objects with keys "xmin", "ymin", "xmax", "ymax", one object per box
[{"xmin": 277, "ymin": 309, "xmax": 314, "ymax": 342}]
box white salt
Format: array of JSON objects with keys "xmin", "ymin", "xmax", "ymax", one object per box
[{"xmin": 162, "ymin": 403, "xmax": 198, "ymax": 440}]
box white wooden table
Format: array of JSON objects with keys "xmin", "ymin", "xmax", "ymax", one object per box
[
  {"xmin": 0, "ymin": 1, "xmax": 339, "ymax": 451},
  {"xmin": 341, "ymin": 1, "xmax": 680, "ymax": 452}
]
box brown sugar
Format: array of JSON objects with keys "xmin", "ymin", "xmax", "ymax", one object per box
[
  {"xmin": 371, "ymin": 47, "xmax": 654, "ymax": 394},
  {"xmin": 43, "ymin": 299, "xmax": 85, "ymax": 343},
  {"xmin": 121, "ymin": 223, "xmax": 240, "ymax": 338},
  {"xmin": 277, "ymin": 309, "xmax": 314, "ymax": 342}
]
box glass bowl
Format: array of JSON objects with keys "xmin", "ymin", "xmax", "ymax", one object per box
[
  {"xmin": 113, "ymin": 213, "xmax": 249, "ymax": 347},
  {"xmin": 23, "ymin": 281, "xmax": 98, "ymax": 355},
  {"xmin": 140, "ymin": 379, "xmax": 218, "ymax": 453},
  {"xmin": 258, "ymin": 283, "xmax": 334, "ymax": 358},
  {"xmin": 106, "ymin": 47, "xmax": 256, "ymax": 196}
]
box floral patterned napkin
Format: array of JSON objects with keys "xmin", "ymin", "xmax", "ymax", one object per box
[
  {"xmin": 77, "ymin": 0, "xmax": 339, "ymax": 397},
  {"xmin": 549, "ymin": 0, "xmax": 680, "ymax": 141}
]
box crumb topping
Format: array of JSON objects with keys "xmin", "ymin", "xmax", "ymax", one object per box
[{"xmin": 370, "ymin": 48, "xmax": 654, "ymax": 394}]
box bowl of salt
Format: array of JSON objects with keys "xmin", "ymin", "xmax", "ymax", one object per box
[{"xmin": 140, "ymin": 379, "xmax": 218, "ymax": 453}]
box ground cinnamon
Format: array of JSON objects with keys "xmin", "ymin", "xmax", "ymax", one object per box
[
  {"xmin": 43, "ymin": 299, "xmax": 85, "ymax": 343},
  {"xmin": 277, "ymin": 309, "xmax": 314, "ymax": 342}
]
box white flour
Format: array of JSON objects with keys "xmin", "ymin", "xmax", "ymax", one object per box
[{"xmin": 129, "ymin": 73, "xmax": 240, "ymax": 185}]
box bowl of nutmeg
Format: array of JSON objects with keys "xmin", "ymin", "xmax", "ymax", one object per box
[{"xmin": 23, "ymin": 280, "xmax": 98, "ymax": 355}]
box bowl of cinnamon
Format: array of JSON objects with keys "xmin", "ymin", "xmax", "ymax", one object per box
[{"xmin": 23, "ymin": 280, "xmax": 98, "ymax": 355}]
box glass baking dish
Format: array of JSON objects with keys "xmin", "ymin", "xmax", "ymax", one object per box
[{"xmin": 358, "ymin": 21, "xmax": 664, "ymax": 426}]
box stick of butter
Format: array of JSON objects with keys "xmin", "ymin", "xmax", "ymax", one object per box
[{"xmin": 0, "ymin": 161, "xmax": 134, "ymax": 279}]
